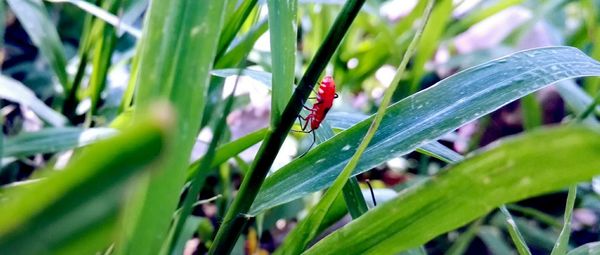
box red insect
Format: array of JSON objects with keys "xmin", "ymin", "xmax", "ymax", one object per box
[{"xmin": 295, "ymin": 75, "xmax": 338, "ymax": 157}]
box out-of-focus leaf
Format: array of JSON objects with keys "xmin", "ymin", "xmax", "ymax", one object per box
[
  {"xmin": 305, "ymin": 126, "xmax": 600, "ymax": 254},
  {"xmin": 0, "ymin": 107, "xmax": 173, "ymax": 254},
  {"xmin": 500, "ymin": 206, "xmax": 532, "ymax": 255},
  {"xmin": 45, "ymin": 0, "xmax": 142, "ymax": 38},
  {"xmin": 187, "ymin": 128, "xmax": 267, "ymax": 180},
  {"xmin": 251, "ymin": 47, "xmax": 600, "ymax": 214},
  {"xmin": 408, "ymin": 0, "xmax": 452, "ymax": 94},
  {"xmin": 119, "ymin": 0, "xmax": 228, "ymax": 253},
  {"xmin": 216, "ymin": 19, "xmax": 268, "ymax": 68},
  {"xmin": 4, "ymin": 127, "xmax": 117, "ymax": 157},
  {"xmin": 0, "ymin": 75, "xmax": 67, "ymax": 126},
  {"xmin": 567, "ymin": 242, "xmax": 600, "ymax": 255},
  {"xmin": 478, "ymin": 226, "xmax": 515, "ymax": 255},
  {"xmin": 211, "ymin": 69, "xmax": 272, "ymax": 89},
  {"xmin": 6, "ymin": 0, "xmax": 69, "ymax": 90},
  {"xmin": 267, "ymin": 0, "xmax": 296, "ymax": 126}
]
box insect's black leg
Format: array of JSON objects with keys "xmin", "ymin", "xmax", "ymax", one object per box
[
  {"xmin": 299, "ymin": 130, "xmax": 316, "ymax": 158},
  {"xmin": 366, "ymin": 179, "xmax": 377, "ymax": 206}
]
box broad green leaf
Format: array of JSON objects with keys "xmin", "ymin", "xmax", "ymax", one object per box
[
  {"xmin": 120, "ymin": 0, "xmax": 228, "ymax": 254},
  {"xmin": 568, "ymin": 242, "xmax": 600, "ymax": 255},
  {"xmin": 4, "ymin": 127, "xmax": 116, "ymax": 157},
  {"xmin": 305, "ymin": 126, "xmax": 600, "ymax": 254},
  {"xmin": 0, "ymin": 75, "xmax": 67, "ymax": 126},
  {"xmin": 268, "ymin": 0, "xmax": 296, "ymax": 126},
  {"xmin": 251, "ymin": 46, "xmax": 600, "ymax": 214},
  {"xmin": 6, "ymin": 0, "xmax": 69, "ymax": 91},
  {"xmin": 0, "ymin": 106, "xmax": 173, "ymax": 254}
]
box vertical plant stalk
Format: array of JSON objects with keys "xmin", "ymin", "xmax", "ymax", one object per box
[
  {"xmin": 268, "ymin": 0, "xmax": 296, "ymax": 126},
  {"xmin": 208, "ymin": 0, "xmax": 367, "ymax": 253},
  {"xmin": 551, "ymin": 185, "xmax": 577, "ymax": 255},
  {"xmin": 119, "ymin": 1, "xmax": 228, "ymax": 254},
  {"xmin": 500, "ymin": 206, "xmax": 532, "ymax": 255},
  {"xmin": 167, "ymin": 78, "xmax": 240, "ymax": 252}
]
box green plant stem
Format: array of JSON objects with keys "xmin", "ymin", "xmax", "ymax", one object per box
[
  {"xmin": 342, "ymin": 177, "xmax": 369, "ymax": 218},
  {"xmin": 500, "ymin": 206, "xmax": 532, "ymax": 255},
  {"xmin": 168, "ymin": 75, "xmax": 240, "ymax": 252},
  {"xmin": 576, "ymin": 89, "xmax": 600, "ymax": 120},
  {"xmin": 208, "ymin": 0, "xmax": 366, "ymax": 253},
  {"xmin": 551, "ymin": 185, "xmax": 577, "ymax": 255}
]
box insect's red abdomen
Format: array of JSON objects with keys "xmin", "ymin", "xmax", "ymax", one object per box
[{"xmin": 310, "ymin": 76, "xmax": 336, "ymax": 130}]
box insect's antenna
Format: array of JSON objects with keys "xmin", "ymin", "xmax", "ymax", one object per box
[
  {"xmin": 298, "ymin": 131, "xmax": 316, "ymax": 158},
  {"xmin": 366, "ymin": 179, "xmax": 377, "ymax": 207}
]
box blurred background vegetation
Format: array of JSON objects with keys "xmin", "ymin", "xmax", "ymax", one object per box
[{"xmin": 1, "ymin": 0, "xmax": 600, "ymax": 254}]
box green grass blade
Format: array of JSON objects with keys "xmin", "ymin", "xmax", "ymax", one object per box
[
  {"xmin": 187, "ymin": 127, "xmax": 267, "ymax": 181},
  {"xmin": 119, "ymin": 1, "xmax": 228, "ymax": 253},
  {"xmin": 208, "ymin": 1, "xmax": 367, "ymax": 253},
  {"xmin": 215, "ymin": 19, "xmax": 268, "ymax": 68},
  {"xmin": 3, "ymin": 127, "xmax": 116, "ymax": 157},
  {"xmin": 417, "ymin": 142, "xmax": 464, "ymax": 163},
  {"xmin": 305, "ymin": 126, "xmax": 600, "ymax": 255},
  {"xmin": 445, "ymin": 219, "xmax": 483, "ymax": 255},
  {"xmin": 267, "ymin": 0, "xmax": 296, "ymax": 126},
  {"xmin": 251, "ymin": 46, "xmax": 600, "ymax": 214},
  {"xmin": 0, "ymin": 105, "xmax": 173, "ymax": 254},
  {"xmin": 87, "ymin": 0, "xmax": 119, "ymax": 119},
  {"xmin": 342, "ymin": 177, "xmax": 369, "ymax": 219},
  {"xmin": 500, "ymin": 206, "xmax": 533, "ymax": 255},
  {"xmin": 521, "ymin": 94, "xmax": 543, "ymax": 130},
  {"xmin": 567, "ymin": 242, "xmax": 600, "ymax": 255},
  {"xmin": 6, "ymin": 0, "xmax": 70, "ymax": 92},
  {"xmin": 551, "ymin": 185, "xmax": 578, "ymax": 255},
  {"xmin": 215, "ymin": 0, "xmax": 258, "ymax": 62},
  {"xmin": 408, "ymin": 0, "xmax": 452, "ymax": 95},
  {"xmin": 0, "ymin": 75, "xmax": 68, "ymax": 126},
  {"xmin": 445, "ymin": 0, "xmax": 524, "ymax": 36},
  {"xmin": 168, "ymin": 76, "xmax": 239, "ymax": 253},
  {"xmin": 478, "ymin": 226, "xmax": 515, "ymax": 254}
]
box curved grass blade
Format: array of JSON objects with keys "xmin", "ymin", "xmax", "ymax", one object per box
[
  {"xmin": 0, "ymin": 75, "xmax": 67, "ymax": 126},
  {"xmin": 305, "ymin": 126, "xmax": 600, "ymax": 255},
  {"xmin": 0, "ymin": 106, "xmax": 173, "ymax": 254},
  {"xmin": 251, "ymin": 46, "xmax": 600, "ymax": 214},
  {"xmin": 551, "ymin": 185, "xmax": 578, "ymax": 255},
  {"xmin": 500, "ymin": 206, "xmax": 532, "ymax": 255},
  {"xmin": 3, "ymin": 127, "xmax": 117, "ymax": 157},
  {"xmin": 187, "ymin": 127, "xmax": 267, "ymax": 181},
  {"xmin": 119, "ymin": 1, "xmax": 228, "ymax": 253},
  {"xmin": 6, "ymin": 0, "xmax": 69, "ymax": 91},
  {"xmin": 45, "ymin": 0, "xmax": 142, "ymax": 38},
  {"xmin": 568, "ymin": 242, "xmax": 600, "ymax": 255}
]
